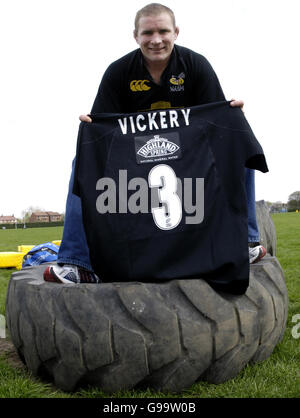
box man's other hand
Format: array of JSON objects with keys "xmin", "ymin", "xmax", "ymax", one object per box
[
  {"xmin": 79, "ymin": 114, "xmax": 92, "ymax": 123},
  {"xmin": 230, "ymin": 99, "xmax": 244, "ymax": 112}
]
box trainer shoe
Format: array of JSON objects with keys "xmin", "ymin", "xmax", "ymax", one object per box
[
  {"xmin": 43, "ymin": 264, "xmax": 100, "ymax": 284},
  {"xmin": 249, "ymin": 245, "xmax": 266, "ymax": 264}
]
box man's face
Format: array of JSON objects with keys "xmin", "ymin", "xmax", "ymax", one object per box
[{"xmin": 134, "ymin": 12, "xmax": 179, "ymax": 66}]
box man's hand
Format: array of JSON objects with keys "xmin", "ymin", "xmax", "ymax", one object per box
[
  {"xmin": 79, "ymin": 114, "xmax": 92, "ymax": 123},
  {"xmin": 230, "ymin": 99, "xmax": 244, "ymax": 112}
]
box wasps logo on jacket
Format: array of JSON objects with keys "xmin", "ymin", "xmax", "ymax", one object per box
[
  {"xmin": 170, "ymin": 72, "xmax": 185, "ymax": 86},
  {"xmin": 130, "ymin": 80, "xmax": 151, "ymax": 92}
]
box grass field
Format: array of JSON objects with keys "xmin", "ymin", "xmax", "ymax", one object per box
[{"xmin": 0, "ymin": 217, "xmax": 299, "ymax": 398}]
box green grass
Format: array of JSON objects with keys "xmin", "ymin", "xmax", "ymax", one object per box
[
  {"xmin": 272, "ymin": 213, "xmax": 300, "ymax": 309},
  {"xmin": 0, "ymin": 218, "xmax": 299, "ymax": 398},
  {"xmin": 0, "ymin": 226, "xmax": 63, "ymax": 252}
]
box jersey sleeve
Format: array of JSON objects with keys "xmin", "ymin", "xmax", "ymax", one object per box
[
  {"xmin": 215, "ymin": 105, "xmax": 269, "ymax": 173},
  {"xmin": 244, "ymin": 137, "xmax": 268, "ymax": 173},
  {"xmin": 239, "ymin": 114, "xmax": 268, "ymax": 173}
]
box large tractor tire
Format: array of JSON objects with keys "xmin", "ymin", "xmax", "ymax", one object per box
[{"xmin": 5, "ymin": 202, "xmax": 288, "ymax": 393}]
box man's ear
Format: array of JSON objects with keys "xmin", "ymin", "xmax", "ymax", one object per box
[
  {"xmin": 133, "ymin": 29, "xmax": 138, "ymax": 43},
  {"xmin": 175, "ymin": 26, "xmax": 179, "ymax": 39}
]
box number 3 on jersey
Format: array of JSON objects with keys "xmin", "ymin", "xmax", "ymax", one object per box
[{"xmin": 148, "ymin": 164, "xmax": 182, "ymax": 230}]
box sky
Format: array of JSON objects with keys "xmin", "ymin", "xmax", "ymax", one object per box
[{"xmin": 1, "ymin": 0, "xmax": 299, "ymax": 219}]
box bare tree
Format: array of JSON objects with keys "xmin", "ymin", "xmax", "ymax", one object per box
[{"xmin": 288, "ymin": 191, "xmax": 300, "ymax": 211}]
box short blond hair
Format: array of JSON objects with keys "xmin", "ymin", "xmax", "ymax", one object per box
[{"xmin": 134, "ymin": 3, "xmax": 176, "ymax": 33}]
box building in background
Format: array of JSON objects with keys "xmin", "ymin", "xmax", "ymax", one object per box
[
  {"xmin": 29, "ymin": 211, "xmax": 62, "ymax": 223},
  {"xmin": 0, "ymin": 215, "xmax": 18, "ymax": 224}
]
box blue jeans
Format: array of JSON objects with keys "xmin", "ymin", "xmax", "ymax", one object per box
[
  {"xmin": 58, "ymin": 159, "xmax": 92, "ymax": 271},
  {"xmin": 58, "ymin": 161, "xmax": 259, "ymax": 270},
  {"xmin": 246, "ymin": 168, "xmax": 260, "ymax": 243}
]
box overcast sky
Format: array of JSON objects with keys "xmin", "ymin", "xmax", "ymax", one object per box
[{"xmin": 1, "ymin": 0, "xmax": 299, "ymax": 218}]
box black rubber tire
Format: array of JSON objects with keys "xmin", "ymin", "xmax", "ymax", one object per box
[{"xmin": 5, "ymin": 203, "xmax": 288, "ymax": 393}]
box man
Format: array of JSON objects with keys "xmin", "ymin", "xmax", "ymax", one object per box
[{"xmin": 44, "ymin": 3, "xmax": 265, "ymax": 284}]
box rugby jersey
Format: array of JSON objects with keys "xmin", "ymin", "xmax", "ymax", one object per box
[{"xmin": 73, "ymin": 101, "xmax": 268, "ymax": 294}]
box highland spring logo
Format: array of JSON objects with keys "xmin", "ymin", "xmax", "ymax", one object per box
[
  {"xmin": 135, "ymin": 132, "xmax": 182, "ymax": 165},
  {"xmin": 137, "ymin": 135, "xmax": 179, "ymax": 159},
  {"xmin": 95, "ymin": 164, "xmax": 204, "ymax": 230}
]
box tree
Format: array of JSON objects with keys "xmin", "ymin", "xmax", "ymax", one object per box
[{"xmin": 287, "ymin": 191, "xmax": 300, "ymax": 212}]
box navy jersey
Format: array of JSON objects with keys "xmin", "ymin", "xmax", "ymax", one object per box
[
  {"xmin": 73, "ymin": 101, "xmax": 268, "ymax": 295},
  {"xmin": 91, "ymin": 45, "xmax": 225, "ymax": 114}
]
